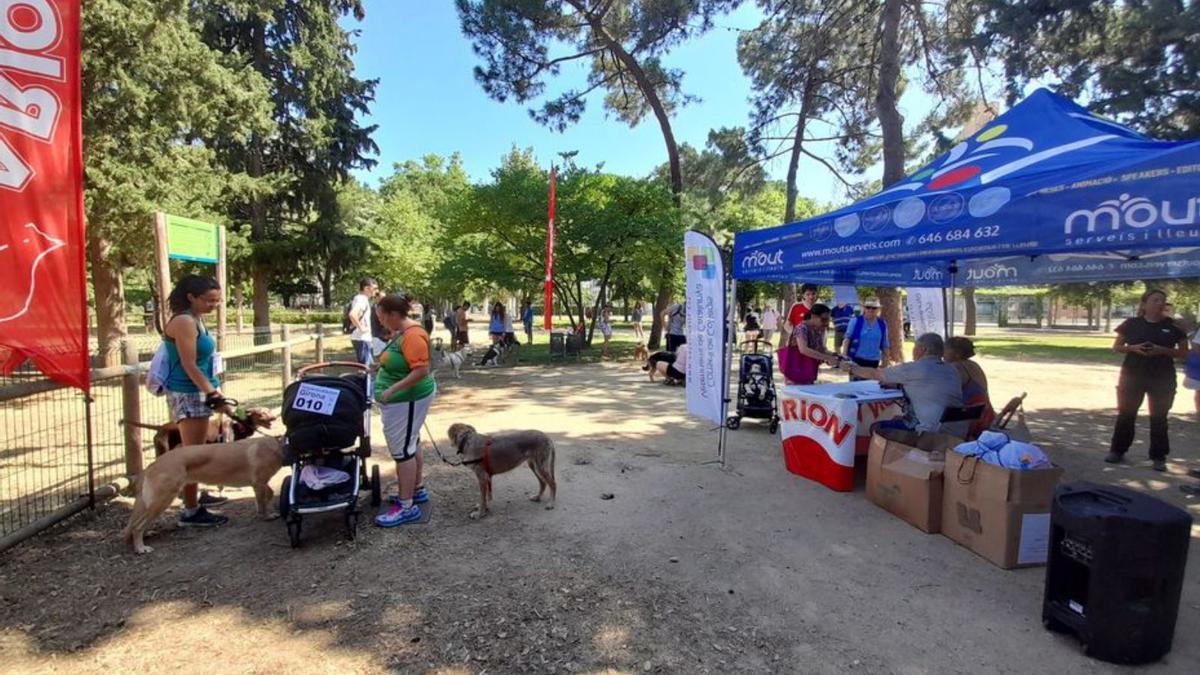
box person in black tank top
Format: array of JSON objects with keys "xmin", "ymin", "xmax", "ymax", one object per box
[{"xmin": 1105, "ymin": 289, "xmax": 1189, "ymax": 471}]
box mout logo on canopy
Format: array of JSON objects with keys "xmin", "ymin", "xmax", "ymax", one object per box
[
  {"xmin": 1064, "ymin": 194, "xmax": 1199, "ymax": 234},
  {"xmin": 966, "ymin": 263, "xmax": 1018, "ymax": 283},
  {"xmin": 740, "ymin": 248, "xmax": 783, "ymax": 272},
  {"xmin": 911, "ymin": 266, "xmax": 945, "ymax": 283}
]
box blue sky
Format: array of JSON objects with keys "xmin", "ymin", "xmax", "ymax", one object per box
[{"xmin": 349, "ymin": 1, "xmax": 940, "ymax": 206}]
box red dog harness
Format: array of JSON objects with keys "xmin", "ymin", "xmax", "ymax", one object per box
[{"xmin": 461, "ymin": 437, "xmax": 493, "ymax": 474}]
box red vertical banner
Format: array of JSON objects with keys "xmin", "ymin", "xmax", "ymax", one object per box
[
  {"xmin": 543, "ymin": 165, "xmax": 556, "ymax": 331},
  {"xmin": 0, "ymin": 1, "xmax": 89, "ymax": 390}
]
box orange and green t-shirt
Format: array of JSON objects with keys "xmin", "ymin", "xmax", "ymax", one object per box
[{"xmin": 374, "ymin": 326, "xmax": 436, "ymax": 403}]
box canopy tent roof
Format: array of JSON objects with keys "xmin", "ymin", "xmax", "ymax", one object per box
[{"xmin": 732, "ymin": 89, "xmax": 1200, "ymax": 287}]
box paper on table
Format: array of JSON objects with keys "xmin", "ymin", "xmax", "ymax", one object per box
[{"xmin": 1017, "ymin": 512, "xmax": 1052, "ymax": 564}]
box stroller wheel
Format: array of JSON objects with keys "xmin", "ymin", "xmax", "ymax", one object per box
[
  {"xmin": 769, "ymin": 418, "xmax": 780, "ymax": 435},
  {"xmin": 278, "ymin": 476, "xmax": 292, "ymax": 521},
  {"xmin": 370, "ymin": 465, "xmax": 382, "ymax": 507},
  {"xmin": 345, "ymin": 511, "xmax": 359, "ymax": 540},
  {"xmin": 725, "ymin": 416, "xmax": 741, "ymax": 430},
  {"xmin": 286, "ymin": 515, "xmax": 302, "ymax": 548}
]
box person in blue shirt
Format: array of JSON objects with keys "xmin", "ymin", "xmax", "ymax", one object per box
[
  {"xmin": 520, "ymin": 300, "xmax": 535, "ymax": 345},
  {"xmin": 840, "ymin": 297, "xmax": 889, "ymax": 380},
  {"xmin": 161, "ymin": 275, "xmax": 237, "ymax": 528},
  {"xmin": 831, "ymin": 302, "xmax": 856, "ymax": 352}
]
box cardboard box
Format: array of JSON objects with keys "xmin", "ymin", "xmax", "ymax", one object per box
[
  {"xmin": 866, "ymin": 430, "xmax": 960, "ymax": 533},
  {"xmin": 941, "ymin": 450, "xmax": 1064, "ymax": 569}
]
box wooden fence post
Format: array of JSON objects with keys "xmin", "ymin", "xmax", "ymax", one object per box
[
  {"xmin": 281, "ymin": 324, "xmax": 293, "ymax": 390},
  {"xmin": 121, "ymin": 340, "xmax": 144, "ymax": 477},
  {"xmin": 314, "ymin": 324, "xmax": 325, "ymax": 364}
]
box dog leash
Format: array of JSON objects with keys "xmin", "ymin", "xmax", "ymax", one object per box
[{"xmin": 423, "ymin": 421, "xmax": 463, "ymax": 466}]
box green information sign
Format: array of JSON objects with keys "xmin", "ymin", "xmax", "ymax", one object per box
[{"xmin": 165, "ymin": 214, "xmax": 220, "ymax": 263}]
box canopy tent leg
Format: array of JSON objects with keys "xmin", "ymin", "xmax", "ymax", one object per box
[
  {"xmin": 948, "ymin": 262, "xmax": 958, "ymax": 338},
  {"xmin": 717, "ymin": 276, "xmax": 737, "ymax": 467}
]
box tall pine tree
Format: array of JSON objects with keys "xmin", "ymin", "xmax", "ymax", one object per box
[{"xmin": 201, "ymin": 0, "xmax": 379, "ymax": 332}]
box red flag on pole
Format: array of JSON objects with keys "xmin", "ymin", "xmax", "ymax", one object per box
[
  {"xmin": 0, "ymin": 1, "xmax": 90, "ymax": 391},
  {"xmin": 543, "ymin": 165, "xmax": 556, "ymax": 330}
]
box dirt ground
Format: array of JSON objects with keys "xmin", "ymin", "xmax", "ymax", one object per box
[{"xmin": 1, "ymin": 350, "xmax": 1197, "ymax": 674}]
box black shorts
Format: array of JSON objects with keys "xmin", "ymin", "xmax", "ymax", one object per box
[
  {"xmin": 666, "ymin": 365, "xmax": 686, "ymax": 380},
  {"xmin": 456, "ymin": 330, "xmax": 469, "ymax": 344}
]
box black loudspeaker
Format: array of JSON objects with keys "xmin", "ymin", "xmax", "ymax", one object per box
[{"xmin": 1042, "ymin": 481, "xmax": 1192, "ymax": 664}]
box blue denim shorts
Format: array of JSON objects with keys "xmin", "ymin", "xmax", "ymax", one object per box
[{"xmin": 167, "ymin": 391, "xmax": 212, "ymax": 420}]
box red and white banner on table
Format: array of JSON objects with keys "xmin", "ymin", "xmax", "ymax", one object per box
[
  {"xmin": 543, "ymin": 165, "xmax": 555, "ymax": 331},
  {"xmin": 0, "ymin": 1, "xmax": 89, "ymax": 390},
  {"xmin": 779, "ymin": 383, "xmax": 904, "ymax": 491}
]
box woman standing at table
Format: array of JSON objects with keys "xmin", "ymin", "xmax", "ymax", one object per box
[
  {"xmin": 1105, "ymin": 289, "xmax": 1188, "ymax": 472},
  {"xmin": 783, "ymin": 303, "xmax": 838, "ymax": 385}
]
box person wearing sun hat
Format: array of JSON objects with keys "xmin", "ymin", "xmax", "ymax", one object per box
[{"xmin": 841, "ymin": 297, "xmax": 889, "ymax": 380}]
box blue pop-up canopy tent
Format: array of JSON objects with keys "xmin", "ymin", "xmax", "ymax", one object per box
[{"xmin": 733, "ymin": 89, "xmax": 1200, "ymax": 289}]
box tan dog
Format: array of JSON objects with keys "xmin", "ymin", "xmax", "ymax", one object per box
[
  {"xmin": 447, "ymin": 423, "xmax": 556, "ymax": 520},
  {"xmin": 122, "ymin": 408, "xmax": 276, "ymax": 458},
  {"xmin": 122, "ymin": 436, "xmax": 285, "ymax": 554},
  {"xmin": 633, "ymin": 342, "xmax": 650, "ymax": 362}
]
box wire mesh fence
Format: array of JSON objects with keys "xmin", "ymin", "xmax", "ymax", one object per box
[{"xmin": 0, "ymin": 324, "xmax": 354, "ymax": 548}]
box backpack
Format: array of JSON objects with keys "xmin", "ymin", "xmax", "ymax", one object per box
[
  {"xmin": 846, "ymin": 316, "xmax": 887, "ymax": 359},
  {"xmin": 342, "ymin": 299, "xmax": 355, "ymax": 334},
  {"xmin": 145, "ymin": 343, "xmax": 173, "ymax": 396}
]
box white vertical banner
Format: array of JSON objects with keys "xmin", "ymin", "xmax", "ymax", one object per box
[
  {"xmin": 833, "ymin": 285, "xmax": 858, "ymax": 308},
  {"xmin": 906, "ymin": 287, "xmax": 946, "ymax": 338},
  {"xmin": 684, "ymin": 231, "xmax": 727, "ymax": 425}
]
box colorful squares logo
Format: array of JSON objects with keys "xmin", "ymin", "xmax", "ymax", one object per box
[{"xmin": 687, "ymin": 246, "xmax": 717, "ymax": 279}]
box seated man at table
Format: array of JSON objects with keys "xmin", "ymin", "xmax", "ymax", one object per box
[{"xmin": 840, "ymin": 332, "xmax": 965, "ymax": 435}]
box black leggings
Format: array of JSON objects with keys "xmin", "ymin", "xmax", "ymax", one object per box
[{"xmin": 1110, "ymin": 370, "xmax": 1176, "ymax": 459}]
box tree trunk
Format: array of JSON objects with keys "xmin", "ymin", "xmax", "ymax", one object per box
[
  {"xmin": 86, "ymin": 229, "xmax": 126, "ymax": 367},
  {"xmin": 1104, "ymin": 295, "xmax": 1113, "ymax": 332},
  {"xmin": 249, "ymin": 17, "xmax": 271, "ymax": 340},
  {"xmin": 235, "ymin": 285, "xmax": 245, "ymax": 333},
  {"xmin": 784, "ymin": 92, "xmax": 812, "ymax": 223},
  {"xmin": 963, "ymin": 287, "xmax": 977, "ymax": 336},
  {"xmin": 648, "ymin": 268, "xmax": 671, "ymax": 350},
  {"xmin": 874, "ymin": 0, "xmax": 907, "ymax": 364}
]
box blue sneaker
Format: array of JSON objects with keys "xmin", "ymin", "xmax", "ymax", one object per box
[
  {"xmin": 390, "ymin": 486, "xmax": 429, "ymax": 506},
  {"xmin": 375, "ymin": 503, "xmax": 421, "ymax": 528},
  {"xmin": 178, "ymin": 506, "xmax": 228, "ymax": 528}
]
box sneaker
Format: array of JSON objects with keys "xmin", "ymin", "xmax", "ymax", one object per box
[
  {"xmin": 390, "ymin": 486, "xmax": 429, "ymax": 506},
  {"xmin": 178, "ymin": 507, "xmax": 228, "ymax": 528},
  {"xmin": 1151, "ymin": 458, "xmax": 1167, "ymax": 472},
  {"xmin": 198, "ymin": 490, "xmax": 228, "ymax": 507},
  {"xmin": 1188, "ymin": 468, "xmax": 1200, "ymax": 480},
  {"xmin": 1103, "ymin": 452, "xmax": 1124, "ymax": 464},
  {"xmin": 1181, "ymin": 484, "xmax": 1200, "ymax": 497},
  {"xmin": 375, "ymin": 503, "xmax": 421, "ymax": 528}
]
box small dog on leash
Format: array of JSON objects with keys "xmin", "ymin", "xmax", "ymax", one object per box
[
  {"xmin": 447, "ymin": 423, "xmax": 556, "ymax": 520},
  {"xmin": 433, "ymin": 345, "xmax": 468, "ymax": 378},
  {"xmin": 633, "ymin": 342, "xmax": 650, "ymax": 362}
]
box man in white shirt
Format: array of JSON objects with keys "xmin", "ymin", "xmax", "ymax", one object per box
[
  {"xmin": 761, "ymin": 305, "xmax": 779, "ymax": 344},
  {"xmin": 349, "ymin": 277, "xmax": 377, "ymax": 364}
]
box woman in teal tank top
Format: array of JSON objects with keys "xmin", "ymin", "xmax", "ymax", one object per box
[{"xmin": 161, "ymin": 275, "xmax": 235, "ymax": 528}]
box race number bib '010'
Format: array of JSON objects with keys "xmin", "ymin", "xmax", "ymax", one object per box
[{"xmin": 291, "ymin": 383, "xmax": 341, "ymax": 416}]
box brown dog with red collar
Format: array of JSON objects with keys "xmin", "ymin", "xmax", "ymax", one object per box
[{"xmin": 447, "ymin": 423, "xmax": 556, "ymax": 520}]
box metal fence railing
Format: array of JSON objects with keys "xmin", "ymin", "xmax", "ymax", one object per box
[{"xmin": 0, "ymin": 325, "xmax": 353, "ymax": 552}]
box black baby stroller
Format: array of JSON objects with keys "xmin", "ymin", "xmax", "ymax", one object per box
[
  {"xmin": 726, "ymin": 339, "xmax": 780, "ymax": 433},
  {"xmin": 280, "ymin": 361, "xmax": 382, "ymax": 547}
]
